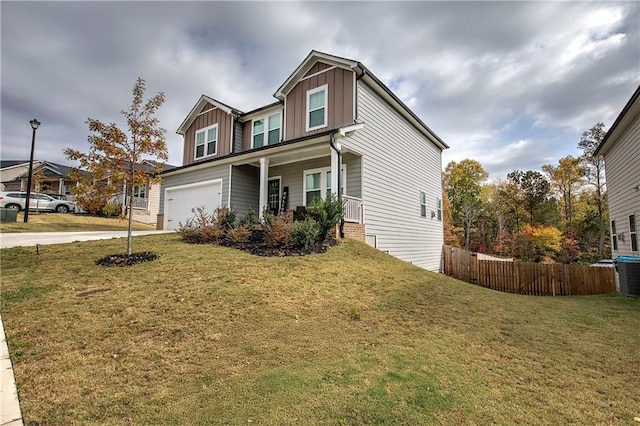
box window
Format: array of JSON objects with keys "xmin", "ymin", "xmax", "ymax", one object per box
[
  {"xmin": 133, "ymin": 185, "xmax": 147, "ymax": 199},
  {"xmin": 420, "ymin": 191, "xmax": 427, "ymax": 217},
  {"xmin": 303, "ymin": 166, "xmax": 345, "ymax": 207},
  {"xmin": 195, "ymin": 124, "xmax": 217, "ymax": 159},
  {"xmin": 611, "ymin": 220, "xmax": 618, "ymax": 251},
  {"xmin": 253, "ymin": 113, "xmax": 281, "ymax": 148},
  {"xmin": 436, "ymin": 198, "xmax": 443, "ymax": 221},
  {"xmin": 64, "ymin": 184, "xmax": 73, "ymax": 195},
  {"xmin": 630, "ymin": 214, "xmax": 638, "ymax": 252},
  {"xmin": 306, "ymin": 85, "xmax": 328, "ymax": 131}
]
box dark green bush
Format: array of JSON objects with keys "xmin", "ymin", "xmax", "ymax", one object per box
[
  {"xmin": 290, "ymin": 217, "xmax": 320, "ymax": 249},
  {"xmin": 308, "ymin": 193, "xmax": 344, "ymax": 242}
]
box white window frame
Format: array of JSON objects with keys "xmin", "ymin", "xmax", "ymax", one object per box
[
  {"xmin": 252, "ymin": 112, "xmax": 282, "ymax": 149},
  {"xmin": 420, "ymin": 191, "xmax": 427, "ymax": 218},
  {"xmin": 630, "ymin": 214, "xmax": 638, "ymax": 252},
  {"xmin": 302, "ymin": 165, "xmax": 346, "ymax": 206},
  {"xmin": 194, "ymin": 123, "xmax": 218, "ymax": 160},
  {"xmin": 436, "ymin": 197, "xmax": 443, "ymax": 221},
  {"xmin": 306, "ymin": 84, "xmax": 328, "ymax": 132},
  {"xmin": 133, "ymin": 184, "xmax": 147, "ymax": 199}
]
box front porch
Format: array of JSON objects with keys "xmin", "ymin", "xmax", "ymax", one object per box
[{"xmin": 228, "ymin": 144, "xmax": 365, "ymax": 227}]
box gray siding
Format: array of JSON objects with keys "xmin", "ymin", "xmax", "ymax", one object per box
[
  {"xmin": 230, "ymin": 165, "xmax": 259, "ymax": 217},
  {"xmin": 159, "ymin": 164, "xmax": 230, "ymax": 213},
  {"xmin": 605, "ymin": 111, "xmax": 640, "ymax": 257},
  {"xmin": 234, "ymin": 120, "xmax": 244, "ymax": 154},
  {"xmin": 341, "ymin": 81, "xmax": 444, "ymax": 271},
  {"xmin": 269, "ymin": 154, "xmax": 362, "ymax": 210}
]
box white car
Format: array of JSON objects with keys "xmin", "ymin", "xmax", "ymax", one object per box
[{"xmin": 0, "ymin": 192, "xmax": 75, "ymax": 213}]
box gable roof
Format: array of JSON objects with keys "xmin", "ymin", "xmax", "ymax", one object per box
[
  {"xmin": 176, "ymin": 95, "xmax": 244, "ymax": 135},
  {"xmin": 0, "ymin": 160, "xmax": 80, "ymax": 180},
  {"xmin": 594, "ymin": 84, "xmax": 640, "ymax": 156},
  {"xmin": 276, "ymin": 50, "xmax": 448, "ymax": 150}
]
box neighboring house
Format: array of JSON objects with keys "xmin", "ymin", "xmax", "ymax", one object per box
[
  {"xmin": 114, "ymin": 160, "xmax": 176, "ymax": 226},
  {"xmin": 0, "ymin": 160, "xmax": 88, "ymax": 195},
  {"xmin": 594, "ymin": 84, "xmax": 640, "ymax": 257},
  {"xmin": 160, "ymin": 51, "xmax": 448, "ymax": 270}
]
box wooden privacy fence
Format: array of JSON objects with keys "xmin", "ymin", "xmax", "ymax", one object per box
[{"xmin": 442, "ymin": 245, "xmax": 616, "ymax": 296}]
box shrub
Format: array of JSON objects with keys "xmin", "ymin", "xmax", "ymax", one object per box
[
  {"xmin": 348, "ymin": 307, "xmax": 361, "ymax": 321},
  {"xmin": 308, "ymin": 193, "xmax": 344, "ymax": 242},
  {"xmin": 216, "ymin": 207, "xmax": 236, "ymax": 231},
  {"xmin": 226, "ymin": 225, "xmax": 251, "ymax": 244},
  {"xmin": 290, "ymin": 217, "xmax": 320, "ymax": 249},
  {"xmin": 263, "ymin": 210, "xmax": 292, "ymax": 248},
  {"xmin": 177, "ymin": 206, "xmax": 223, "ymax": 244},
  {"xmin": 101, "ymin": 202, "xmax": 120, "ymax": 218},
  {"xmin": 238, "ymin": 207, "xmax": 259, "ymax": 228}
]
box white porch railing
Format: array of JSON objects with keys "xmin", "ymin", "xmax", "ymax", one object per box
[
  {"xmin": 114, "ymin": 194, "xmax": 149, "ymax": 210},
  {"xmin": 343, "ymin": 195, "xmax": 363, "ymax": 223}
]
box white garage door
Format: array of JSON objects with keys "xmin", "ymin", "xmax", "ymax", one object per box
[{"xmin": 165, "ymin": 180, "xmax": 222, "ymax": 230}]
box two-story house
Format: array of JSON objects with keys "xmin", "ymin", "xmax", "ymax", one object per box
[
  {"xmin": 159, "ymin": 51, "xmax": 448, "ymax": 271},
  {"xmin": 594, "ymin": 84, "xmax": 640, "ymax": 257}
]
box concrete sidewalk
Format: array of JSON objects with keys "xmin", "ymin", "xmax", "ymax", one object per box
[
  {"xmin": 0, "ymin": 312, "xmax": 23, "ymax": 426},
  {"xmin": 0, "ymin": 230, "xmax": 174, "ymax": 249}
]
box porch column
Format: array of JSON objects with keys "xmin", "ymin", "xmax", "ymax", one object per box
[
  {"xmin": 259, "ymin": 157, "xmax": 269, "ymax": 220},
  {"xmin": 59, "ymin": 178, "xmax": 64, "ymax": 194},
  {"xmin": 330, "ymin": 142, "xmax": 341, "ymax": 196}
]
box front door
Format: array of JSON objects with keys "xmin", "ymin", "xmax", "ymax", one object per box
[{"xmin": 267, "ymin": 178, "xmax": 280, "ymax": 215}]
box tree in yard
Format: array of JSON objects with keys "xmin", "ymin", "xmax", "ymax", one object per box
[
  {"xmin": 65, "ymin": 77, "xmax": 167, "ymax": 256},
  {"xmin": 578, "ymin": 122, "xmax": 607, "ymax": 259},
  {"xmin": 443, "ymin": 159, "xmax": 488, "ymax": 250},
  {"xmin": 542, "ymin": 156, "xmax": 585, "ymax": 236},
  {"xmin": 507, "ymin": 170, "xmax": 551, "ymax": 226}
]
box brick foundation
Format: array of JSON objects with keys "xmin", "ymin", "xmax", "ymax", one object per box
[{"xmin": 332, "ymin": 222, "xmax": 366, "ymax": 242}]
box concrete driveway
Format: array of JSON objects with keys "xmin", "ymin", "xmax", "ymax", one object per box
[{"xmin": 0, "ymin": 230, "xmax": 175, "ymax": 249}]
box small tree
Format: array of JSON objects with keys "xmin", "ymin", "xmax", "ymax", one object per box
[{"xmin": 65, "ymin": 78, "xmax": 167, "ymax": 256}]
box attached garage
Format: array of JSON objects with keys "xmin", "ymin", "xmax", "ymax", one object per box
[{"xmin": 164, "ymin": 179, "xmax": 223, "ymax": 230}]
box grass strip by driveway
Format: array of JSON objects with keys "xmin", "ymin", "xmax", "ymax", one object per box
[
  {"xmin": 1, "ymin": 235, "xmax": 639, "ymax": 424},
  {"xmin": 0, "ymin": 212, "xmax": 156, "ymax": 233}
]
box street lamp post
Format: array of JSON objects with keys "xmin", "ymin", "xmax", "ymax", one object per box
[{"xmin": 23, "ymin": 118, "xmax": 41, "ymax": 223}]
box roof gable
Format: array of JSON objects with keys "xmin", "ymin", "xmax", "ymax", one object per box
[
  {"xmin": 176, "ymin": 95, "xmax": 243, "ymax": 135},
  {"xmin": 274, "ymin": 50, "xmax": 359, "ymax": 100},
  {"xmin": 594, "ymin": 84, "xmax": 640, "ymax": 156}
]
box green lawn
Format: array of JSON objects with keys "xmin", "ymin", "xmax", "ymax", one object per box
[
  {"xmin": 1, "ymin": 235, "xmax": 639, "ymax": 424},
  {"xmin": 0, "ymin": 212, "xmax": 156, "ymax": 232}
]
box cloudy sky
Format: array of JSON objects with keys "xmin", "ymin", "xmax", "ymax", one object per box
[{"xmin": 1, "ymin": 1, "xmax": 638, "ymax": 179}]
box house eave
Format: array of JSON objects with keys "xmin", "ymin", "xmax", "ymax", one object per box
[
  {"xmin": 594, "ymin": 84, "xmax": 640, "ymax": 157},
  {"xmin": 176, "ymin": 95, "xmax": 243, "ymax": 136},
  {"xmin": 161, "ymin": 129, "xmax": 337, "ymax": 177},
  {"xmin": 274, "ymin": 50, "xmax": 359, "ymax": 100}
]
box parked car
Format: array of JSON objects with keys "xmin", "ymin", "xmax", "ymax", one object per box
[{"xmin": 0, "ymin": 192, "xmax": 75, "ymax": 213}]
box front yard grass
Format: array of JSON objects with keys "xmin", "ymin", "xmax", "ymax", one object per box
[
  {"xmin": 0, "ymin": 211, "xmax": 156, "ymax": 232},
  {"xmin": 1, "ymin": 234, "xmax": 639, "ymax": 424}
]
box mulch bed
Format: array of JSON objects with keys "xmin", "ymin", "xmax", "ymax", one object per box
[
  {"xmin": 221, "ymin": 238, "xmax": 338, "ymax": 257},
  {"xmin": 95, "ymin": 252, "xmax": 159, "ymax": 267}
]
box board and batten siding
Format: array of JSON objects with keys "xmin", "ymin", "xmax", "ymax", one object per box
[
  {"xmin": 284, "ymin": 66, "xmax": 354, "ymax": 141},
  {"xmin": 183, "ymin": 105, "xmax": 233, "ymax": 167},
  {"xmin": 341, "ymin": 81, "xmax": 444, "ymax": 271},
  {"xmin": 159, "ymin": 164, "xmax": 230, "ymax": 215},
  {"xmin": 604, "ymin": 111, "xmax": 640, "ymax": 256}
]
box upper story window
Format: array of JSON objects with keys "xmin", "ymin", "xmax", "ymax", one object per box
[
  {"xmin": 195, "ymin": 124, "xmax": 217, "ymax": 160},
  {"xmin": 420, "ymin": 191, "xmax": 427, "ymax": 217},
  {"xmin": 253, "ymin": 112, "xmax": 281, "ymax": 148},
  {"xmin": 436, "ymin": 198, "xmax": 443, "ymax": 221},
  {"xmin": 306, "ymin": 84, "xmax": 328, "ymax": 131}
]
